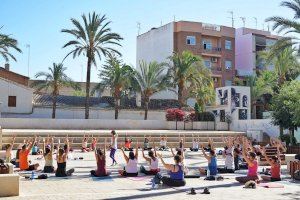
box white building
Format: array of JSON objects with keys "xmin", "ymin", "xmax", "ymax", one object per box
[{"xmin": 0, "ymin": 77, "xmax": 33, "ymax": 115}]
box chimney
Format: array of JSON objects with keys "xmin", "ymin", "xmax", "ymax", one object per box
[{"xmin": 4, "ymin": 63, "xmax": 10, "ymax": 71}]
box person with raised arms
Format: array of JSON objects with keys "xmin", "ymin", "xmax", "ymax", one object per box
[
  {"xmin": 91, "ymin": 138, "xmax": 109, "ymax": 177},
  {"xmin": 260, "ymin": 145, "xmax": 282, "ymax": 182},
  {"xmin": 218, "ymin": 136, "xmax": 235, "ymax": 173},
  {"xmin": 5, "ymin": 136, "xmax": 15, "ymax": 163},
  {"xmin": 119, "ymin": 140, "xmax": 139, "ymax": 177},
  {"xmin": 19, "ymin": 136, "xmax": 40, "ymax": 171},
  {"xmin": 55, "ymin": 136, "xmax": 74, "ymax": 177},
  {"xmin": 156, "ymin": 152, "xmax": 186, "ymax": 187},
  {"xmin": 235, "ymin": 137, "xmax": 259, "ymax": 183},
  {"xmin": 199, "ymin": 138, "xmax": 218, "ymax": 177},
  {"xmin": 43, "ymin": 136, "xmax": 54, "ymax": 173},
  {"xmin": 140, "ymin": 142, "xmax": 160, "ymax": 175}
]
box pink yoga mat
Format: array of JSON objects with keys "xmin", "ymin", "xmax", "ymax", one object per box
[{"xmin": 259, "ymin": 183, "xmax": 284, "ymax": 188}]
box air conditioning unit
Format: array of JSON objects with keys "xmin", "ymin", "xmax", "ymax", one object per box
[{"xmin": 211, "ymin": 57, "xmax": 218, "ymax": 63}]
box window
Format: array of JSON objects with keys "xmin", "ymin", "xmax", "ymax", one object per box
[
  {"xmin": 225, "ymin": 40, "xmax": 232, "ymax": 50},
  {"xmin": 225, "ymin": 60, "xmax": 232, "ymax": 70},
  {"xmin": 186, "ymin": 36, "xmax": 196, "ymax": 45},
  {"xmin": 8, "ymin": 96, "xmax": 16, "ymax": 107},
  {"xmin": 203, "ymin": 40, "xmax": 212, "ymax": 50},
  {"xmin": 204, "ymin": 60, "xmax": 211, "ymax": 68},
  {"xmin": 225, "ymin": 80, "xmax": 232, "ymax": 86}
]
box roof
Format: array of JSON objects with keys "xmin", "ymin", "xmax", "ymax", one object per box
[
  {"xmin": 0, "ymin": 67, "xmax": 29, "ymax": 86},
  {"xmin": 33, "ymin": 94, "xmax": 180, "ymax": 110}
]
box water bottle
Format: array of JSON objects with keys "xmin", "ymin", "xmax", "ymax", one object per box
[
  {"xmin": 207, "ymin": 168, "xmax": 210, "ymax": 177},
  {"xmin": 31, "ymin": 171, "xmax": 34, "ymax": 180}
]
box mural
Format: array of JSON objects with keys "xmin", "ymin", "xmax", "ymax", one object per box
[
  {"xmin": 239, "ymin": 109, "xmax": 247, "ymax": 120},
  {"xmin": 218, "ymin": 89, "xmax": 228, "ymax": 105},
  {"xmin": 230, "ymin": 88, "xmax": 240, "ymax": 113},
  {"xmin": 242, "ymin": 95, "xmax": 248, "ymax": 107}
]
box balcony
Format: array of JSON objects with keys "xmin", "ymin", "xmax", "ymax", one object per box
[{"xmin": 202, "ymin": 47, "xmax": 222, "ymax": 55}]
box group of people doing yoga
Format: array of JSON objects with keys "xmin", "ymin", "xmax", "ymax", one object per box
[{"xmin": 2, "ymin": 131, "xmax": 286, "ymax": 187}]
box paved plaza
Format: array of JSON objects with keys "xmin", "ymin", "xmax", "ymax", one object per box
[{"xmin": 2, "ymin": 150, "xmax": 300, "ymax": 200}]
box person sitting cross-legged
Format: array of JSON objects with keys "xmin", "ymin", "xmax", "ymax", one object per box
[
  {"xmin": 55, "ymin": 136, "xmax": 75, "ymax": 177},
  {"xmin": 260, "ymin": 145, "xmax": 282, "ymax": 182},
  {"xmin": 91, "ymin": 138, "xmax": 110, "ymax": 177},
  {"xmin": 199, "ymin": 140, "xmax": 218, "ymax": 177},
  {"xmin": 19, "ymin": 136, "xmax": 40, "ymax": 171},
  {"xmin": 155, "ymin": 153, "xmax": 186, "ymax": 187},
  {"xmin": 119, "ymin": 141, "xmax": 139, "ymax": 177},
  {"xmin": 140, "ymin": 142, "xmax": 160, "ymax": 175}
]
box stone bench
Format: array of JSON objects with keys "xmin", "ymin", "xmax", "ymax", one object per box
[{"xmin": 0, "ymin": 174, "xmax": 19, "ymax": 197}]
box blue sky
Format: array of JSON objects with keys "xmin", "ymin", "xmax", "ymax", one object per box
[{"xmin": 0, "ymin": 0, "xmax": 292, "ymax": 82}]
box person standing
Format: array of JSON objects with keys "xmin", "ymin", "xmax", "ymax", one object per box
[{"xmin": 110, "ymin": 130, "xmax": 118, "ymax": 166}]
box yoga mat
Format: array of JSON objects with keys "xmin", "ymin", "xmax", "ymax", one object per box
[
  {"xmin": 127, "ymin": 176, "xmax": 151, "ymax": 181},
  {"xmin": 91, "ymin": 176, "xmax": 113, "ymax": 182},
  {"xmin": 259, "ymin": 183, "xmax": 284, "ymax": 188}
]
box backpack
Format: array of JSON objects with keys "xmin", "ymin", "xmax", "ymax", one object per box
[
  {"xmin": 294, "ymin": 170, "xmax": 300, "ymax": 181},
  {"xmin": 0, "ymin": 163, "xmax": 9, "ymax": 174}
]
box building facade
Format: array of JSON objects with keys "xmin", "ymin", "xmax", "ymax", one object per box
[
  {"xmin": 137, "ymin": 21, "xmax": 236, "ymax": 90},
  {"xmin": 235, "ymin": 27, "xmax": 279, "ymax": 77}
]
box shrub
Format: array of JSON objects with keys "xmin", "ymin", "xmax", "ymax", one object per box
[
  {"xmin": 166, "ymin": 108, "xmax": 185, "ymax": 121},
  {"xmin": 279, "ymin": 134, "xmax": 297, "ymax": 146}
]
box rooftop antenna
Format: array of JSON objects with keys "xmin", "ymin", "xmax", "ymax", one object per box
[
  {"xmin": 262, "ymin": 23, "xmax": 265, "ymax": 31},
  {"xmin": 161, "ymin": 20, "xmax": 163, "ymax": 26},
  {"xmin": 240, "ymin": 17, "xmax": 246, "ymax": 27},
  {"xmin": 228, "ymin": 11, "xmax": 234, "ymax": 28},
  {"xmin": 267, "ymin": 23, "xmax": 270, "ymax": 32},
  {"xmin": 253, "ymin": 17, "xmax": 258, "ymax": 29},
  {"xmin": 25, "ymin": 44, "xmax": 30, "ymax": 77},
  {"xmin": 137, "ymin": 22, "xmax": 141, "ymax": 35},
  {"xmin": 173, "ymin": 15, "xmax": 176, "ymax": 22}
]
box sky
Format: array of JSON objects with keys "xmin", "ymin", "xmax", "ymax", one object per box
[{"xmin": 0, "ymin": 0, "xmax": 293, "ymax": 82}]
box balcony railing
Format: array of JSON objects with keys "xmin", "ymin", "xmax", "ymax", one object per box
[
  {"xmin": 209, "ymin": 66, "xmax": 222, "ymax": 72},
  {"xmin": 202, "ymin": 47, "xmax": 222, "ymax": 54}
]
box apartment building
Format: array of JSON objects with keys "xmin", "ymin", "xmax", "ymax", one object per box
[
  {"xmin": 137, "ymin": 21, "xmax": 236, "ymax": 91},
  {"xmin": 235, "ymin": 27, "xmax": 279, "ymax": 77}
]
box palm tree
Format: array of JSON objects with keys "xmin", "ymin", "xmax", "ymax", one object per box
[
  {"xmin": 266, "ymin": 0, "xmax": 300, "ymax": 50},
  {"xmin": 0, "ymin": 27, "xmax": 22, "ymax": 62},
  {"xmin": 31, "ymin": 63, "xmax": 80, "ymax": 119},
  {"xmin": 92, "ymin": 54, "xmax": 133, "ymax": 119},
  {"xmin": 259, "ymin": 46, "xmax": 299, "ymax": 87},
  {"xmin": 62, "ymin": 12, "xmax": 122, "ymax": 119},
  {"xmin": 167, "ymin": 51, "xmax": 206, "ymax": 108},
  {"xmin": 132, "ymin": 61, "xmax": 169, "ymax": 120}
]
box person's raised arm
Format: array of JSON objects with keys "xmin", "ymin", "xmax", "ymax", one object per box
[
  {"xmin": 142, "ymin": 149, "xmax": 150, "ymax": 162},
  {"xmin": 65, "ymin": 136, "xmax": 69, "ymax": 155},
  {"xmin": 121, "ymin": 147, "xmax": 129, "ymax": 163},
  {"xmin": 157, "ymin": 153, "xmax": 173, "ymax": 171},
  {"xmin": 50, "ymin": 137, "xmax": 54, "ymax": 153},
  {"xmin": 9, "ymin": 136, "xmax": 16, "ymax": 151},
  {"xmin": 171, "ymin": 147, "xmax": 175, "ymax": 157},
  {"xmin": 276, "ymin": 145, "xmax": 282, "ymax": 164},
  {"xmin": 153, "ymin": 142, "xmax": 157, "ymax": 157},
  {"xmin": 200, "ymin": 144, "xmax": 210, "ymax": 161},
  {"xmin": 261, "ymin": 146, "xmax": 273, "ymax": 167},
  {"xmin": 104, "ymin": 138, "xmax": 107, "ymax": 155},
  {"xmin": 43, "ymin": 138, "xmax": 46, "ymax": 154},
  {"xmin": 242, "ymin": 138, "xmax": 254, "ymax": 167},
  {"xmin": 208, "ymin": 138, "xmax": 215, "ymax": 150},
  {"xmin": 135, "ymin": 140, "xmax": 139, "ymax": 160},
  {"xmin": 28, "ymin": 136, "xmax": 36, "ymax": 151}
]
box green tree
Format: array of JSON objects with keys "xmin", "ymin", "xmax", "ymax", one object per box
[
  {"xmin": 167, "ymin": 51, "xmax": 208, "ymax": 108},
  {"xmin": 0, "ymin": 27, "xmax": 22, "ymax": 62},
  {"xmin": 266, "ymin": 0, "xmax": 300, "ymax": 50},
  {"xmin": 271, "ymin": 80, "xmax": 300, "ymax": 138},
  {"xmin": 32, "ymin": 63, "xmax": 80, "ymax": 119},
  {"xmin": 132, "ymin": 61, "xmax": 168, "ymax": 120},
  {"xmin": 92, "ymin": 55, "xmax": 133, "ymax": 119},
  {"xmin": 62, "ymin": 12, "xmax": 122, "ymax": 119}
]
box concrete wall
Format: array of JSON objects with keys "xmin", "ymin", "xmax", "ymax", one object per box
[
  {"xmin": 231, "ymin": 118, "xmax": 281, "ymax": 138},
  {"xmin": 3, "ymin": 107, "xmax": 166, "ymax": 120},
  {"xmin": 0, "ymin": 78, "xmax": 33, "ymax": 114},
  {"xmin": 0, "ymin": 118, "xmax": 226, "ymax": 130}
]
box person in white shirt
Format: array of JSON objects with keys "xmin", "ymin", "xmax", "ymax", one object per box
[
  {"xmin": 218, "ymin": 137, "xmax": 234, "ymax": 173},
  {"xmin": 190, "ymin": 135, "xmax": 199, "ymax": 152},
  {"xmin": 110, "ymin": 130, "xmax": 118, "ymax": 166},
  {"xmin": 119, "ymin": 141, "xmax": 139, "ymax": 177},
  {"xmin": 140, "ymin": 142, "xmax": 160, "ymax": 175},
  {"xmin": 159, "ymin": 135, "xmax": 168, "ymax": 151}
]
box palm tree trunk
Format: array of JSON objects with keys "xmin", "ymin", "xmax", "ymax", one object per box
[
  {"xmin": 178, "ymin": 79, "xmax": 184, "ymax": 108},
  {"xmin": 85, "ymin": 57, "xmax": 92, "ymax": 119},
  {"xmin": 251, "ymin": 101, "xmax": 256, "ymax": 119},
  {"xmin": 144, "ymin": 97, "xmax": 149, "ymax": 120},
  {"xmin": 52, "ymin": 95, "xmax": 57, "ymax": 119},
  {"xmin": 115, "ymin": 97, "xmax": 119, "ymax": 120}
]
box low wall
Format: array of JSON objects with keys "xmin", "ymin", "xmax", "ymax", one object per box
[
  {"xmin": 0, "ymin": 118, "xmax": 228, "ymax": 130},
  {"xmin": 231, "ymin": 119, "xmax": 280, "ymax": 138}
]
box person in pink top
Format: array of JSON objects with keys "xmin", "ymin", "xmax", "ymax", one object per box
[
  {"xmin": 261, "ymin": 145, "xmax": 282, "ymax": 182},
  {"xmin": 236, "ymin": 137, "xmax": 259, "ymax": 183},
  {"xmin": 91, "ymin": 138, "xmax": 109, "ymax": 177}
]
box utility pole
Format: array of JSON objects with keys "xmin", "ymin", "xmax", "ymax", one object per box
[
  {"xmin": 228, "ymin": 11, "xmax": 234, "ymax": 28},
  {"xmin": 137, "ymin": 22, "xmax": 141, "ymax": 35},
  {"xmin": 253, "ymin": 17, "xmax": 258, "ymax": 29},
  {"xmin": 240, "ymin": 17, "xmax": 246, "ymax": 27},
  {"xmin": 26, "ymin": 44, "xmax": 30, "ymax": 77},
  {"xmin": 173, "ymin": 15, "xmax": 176, "ymax": 22}
]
